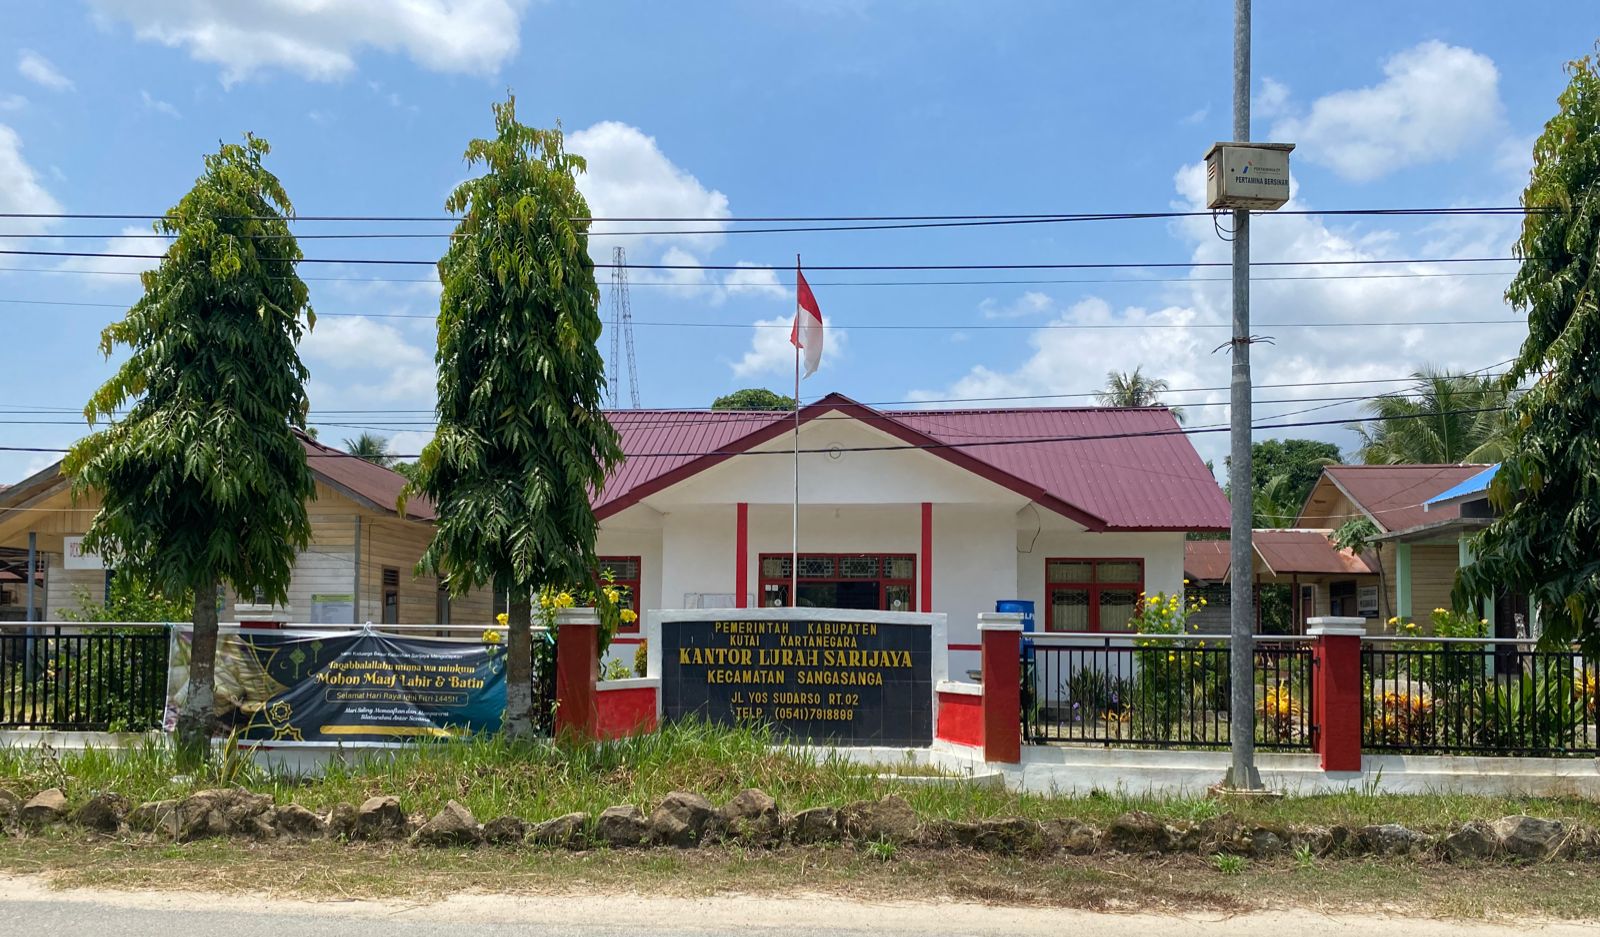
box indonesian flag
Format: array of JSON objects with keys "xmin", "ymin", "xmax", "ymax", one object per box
[{"xmin": 790, "ymin": 267, "xmax": 824, "ymax": 378}]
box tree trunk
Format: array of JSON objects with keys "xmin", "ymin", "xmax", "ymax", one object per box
[
  {"xmin": 176, "ymin": 579, "xmax": 218, "ymax": 767},
  {"xmin": 503, "ymin": 593, "xmax": 534, "ymax": 739}
]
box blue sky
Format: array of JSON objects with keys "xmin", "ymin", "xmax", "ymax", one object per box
[{"xmin": 0, "ymin": 1, "xmax": 1587, "ymax": 481}]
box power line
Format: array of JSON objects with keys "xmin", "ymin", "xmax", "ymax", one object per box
[
  {"xmin": 0, "ymin": 406, "xmax": 1513, "ymax": 462},
  {"xmin": 0, "ymin": 247, "xmax": 1523, "ymax": 272}
]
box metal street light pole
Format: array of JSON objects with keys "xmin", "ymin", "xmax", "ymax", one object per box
[{"xmin": 1225, "ymin": 0, "xmax": 1262, "ymax": 791}]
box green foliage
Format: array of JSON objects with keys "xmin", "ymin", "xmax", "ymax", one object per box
[
  {"xmin": 1351, "ymin": 368, "xmax": 1515, "ymax": 465},
  {"xmin": 1096, "ymin": 367, "xmax": 1184, "ymax": 423},
  {"xmin": 634, "ymin": 640, "xmax": 649, "ymax": 678},
  {"xmin": 412, "ymin": 95, "xmax": 622, "ymax": 601},
  {"xmin": 1331, "ymin": 517, "xmax": 1380, "ymax": 555},
  {"xmin": 1212, "ymin": 852, "xmax": 1247, "ymax": 874},
  {"xmin": 1293, "ymin": 842, "xmax": 1316, "ymax": 870},
  {"xmin": 1247, "ymin": 438, "xmax": 1341, "ymax": 510},
  {"xmin": 1063, "ymin": 666, "xmax": 1131, "ymax": 716},
  {"xmin": 602, "ymin": 658, "xmax": 634, "ymax": 681},
  {"xmin": 865, "ymin": 836, "xmax": 898, "ymax": 862},
  {"xmin": 62, "ymin": 133, "xmax": 316, "ymax": 605},
  {"xmin": 61, "ymin": 571, "xmax": 191, "ymax": 623},
  {"xmin": 1460, "ymin": 52, "xmax": 1600, "ymax": 651},
  {"xmin": 343, "ymin": 432, "xmax": 395, "ymax": 468},
  {"xmin": 711, "ymin": 388, "xmax": 796, "ymax": 411},
  {"xmin": 1252, "ymin": 473, "xmax": 1303, "ymax": 528}
]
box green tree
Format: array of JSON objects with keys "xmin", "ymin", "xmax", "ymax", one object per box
[
  {"xmin": 1460, "ymin": 52, "xmax": 1600, "ymax": 649},
  {"xmin": 1249, "ymin": 439, "xmax": 1341, "ymax": 509},
  {"xmin": 712, "ymin": 388, "xmax": 797, "ymax": 411},
  {"xmin": 61, "ymin": 571, "xmax": 192, "ymax": 624},
  {"xmin": 1332, "ymin": 517, "xmax": 1389, "ymax": 622},
  {"xmin": 343, "ymin": 432, "xmax": 395, "ymax": 467},
  {"xmin": 63, "ymin": 134, "xmax": 316, "ymax": 761},
  {"xmin": 1096, "ymin": 367, "xmax": 1185, "ymax": 423},
  {"xmin": 1351, "ymin": 369, "xmax": 1514, "ymax": 464},
  {"xmin": 1252, "ymin": 473, "xmax": 1302, "ymax": 528},
  {"xmin": 411, "ymin": 96, "xmax": 622, "ymax": 737}
]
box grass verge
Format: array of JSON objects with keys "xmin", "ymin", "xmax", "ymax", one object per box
[{"xmin": 5, "ymin": 722, "xmax": 1600, "ymax": 835}]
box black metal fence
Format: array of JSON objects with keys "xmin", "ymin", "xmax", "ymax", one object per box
[
  {"xmin": 1362, "ymin": 638, "xmax": 1595, "ymax": 756},
  {"xmin": 1022, "ymin": 634, "xmax": 1315, "ymax": 750},
  {"xmin": 0, "ymin": 625, "xmax": 170, "ymax": 731}
]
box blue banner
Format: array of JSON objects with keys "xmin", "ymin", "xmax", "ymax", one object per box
[{"xmin": 167, "ymin": 626, "xmax": 505, "ymax": 743}]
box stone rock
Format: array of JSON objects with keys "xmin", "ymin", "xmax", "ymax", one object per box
[
  {"xmin": 325, "ymin": 803, "xmax": 359, "ymax": 840},
  {"xmin": 274, "ymin": 804, "xmax": 327, "ymax": 838},
  {"xmin": 127, "ymin": 799, "xmax": 180, "ymax": 837},
  {"xmin": 1442, "ymin": 821, "xmax": 1499, "ymax": 862},
  {"xmin": 21, "ymin": 788, "xmax": 68, "ymax": 826},
  {"xmin": 412, "ymin": 800, "xmax": 481, "ymax": 848},
  {"xmin": 174, "ymin": 789, "xmax": 275, "ymax": 841},
  {"xmin": 530, "ymin": 812, "xmax": 587, "ymax": 849},
  {"xmin": 650, "ymin": 791, "xmax": 718, "ymax": 848},
  {"xmin": 482, "ymin": 816, "xmax": 528, "ymax": 846},
  {"xmin": 0, "ymin": 788, "xmax": 22, "ymax": 821},
  {"xmin": 1103, "ymin": 811, "xmax": 1181, "ymax": 854},
  {"xmin": 353, "ymin": 796, "xmax": 407, "ymax": 841},
  {"xmin": 1289, "ymin": 825, "xmax": 1333, "ymax": 858},
  {"xmin": 1249, "ymin": 828, "xmax": 1287, "ymax": 859},
  {"xmin": 594, "ymin": 805, "xmax": 649, "ymax": 848},
  {"xmin": 1182, "ymin": 814, "xmax": 1245, "ymax": 855},
  {"xmin": 971, "ymin": 817, "xmax": 1047, "ymax": 855},
  {"xmin": 789, "ymin": 807, "xmax": 840, "ymax": 845},
  {"xmin": 1492, "ymin": 815, "xmax": 1567, "ymax": 861},
  {"xmin": 1324, "ymin": 825, "xmax": 1356, "ymax": 856},
  {"xmin": 72, "ymin": 792, "xmax": 130, "ymax": 833},
  {"xmin": 841, "ymin": 795, "xmax": 920, "ymax": 844},
  {"xmin": 1358, "ymin": 823, "xmax": 1431, "ymax": 856},
  {"xmin": 1042, "ymin": 818, "xmax": 1099, "ymax": 855},
  {"xmin": 1566, "ymin": 825, "xmax": 1600, "ymax": 860},
  {"xmin": 721, "ymin": 788, "xmax": 779, "ymax": 842}
]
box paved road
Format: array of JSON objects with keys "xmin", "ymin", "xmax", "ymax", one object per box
[{"xmin": 1, "ymin": 877, "xmax": 1592, "ymax": 936}]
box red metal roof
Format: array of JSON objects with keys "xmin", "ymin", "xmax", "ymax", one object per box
[
  {"xmin": 597, "ymin": 394, "xmax": 1229, "ymax": 531},
  {"xmin": 1321, "ymin": 464, "xmax": 1490, "ymax": 533},
  {"xmin": 298, "ymin": 432, "xmax": 434, "ymax": 521},
  {"xmin": 1185, "ymin": 529, "xmax": 1377, "ymax": 581}
]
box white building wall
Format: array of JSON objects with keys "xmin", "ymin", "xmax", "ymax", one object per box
[{"xmin": 1015, "ymin": 527, "xmax": 1187, "ymax": 629}]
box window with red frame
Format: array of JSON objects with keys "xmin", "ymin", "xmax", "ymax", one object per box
[
  {"xmin": 598, "ymin": 556, "xmax": 641, "ymax": 632},
  {"xmin": 758, "ymin": 553, "xmax": 916, "ymax": 611},
  {"xmin": 1045, "ymin": 558, "xmax": 1144, "ymax": 632}
]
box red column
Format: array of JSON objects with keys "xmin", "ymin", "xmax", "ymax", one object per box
[
  {"xmin": 978, "ymin": 612, "xmax": 1023, "ymax": 763},
  {"xmin": 554, "ymin": 611, "xmax": 601, "ymax": 740},
  {"xmin": 919, "ymin": 502, "xmax": 933, "ymax": 612},
  {"xmin": 1309, "ymin": 618, "xmax": 1366, "ymax": 772},
  {"xmin": 735, "ymin": 502, "xmax": 749, "ymax": 608}
]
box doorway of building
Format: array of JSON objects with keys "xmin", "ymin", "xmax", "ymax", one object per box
[{"xmin": 758, "ymin": 553, "xmax": 916, "ymax": 611}]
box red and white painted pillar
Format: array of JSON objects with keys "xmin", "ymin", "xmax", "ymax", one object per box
[
  {"xmin": 978, "ymin": 611, "xmax": 1024, "ymax": 764},
  {"xmin": 1308, "ymin": 617, "xmax": 1366, "ymax": 772}
]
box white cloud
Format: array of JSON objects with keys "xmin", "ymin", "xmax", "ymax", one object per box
[
  {"xmin": 89, "ymin": 0, "xmax": 531, "ymax": 85},
  {"xmin": 979, "ymin": 291, "xmax": 1055, "ymax": 319},
  {"xmin": 569, "ymin": 121, "xmax": 731, "ymax": 261},
  {"xmin": 1180, "ymin": 105, "xmax": 1209, "ymax": 127},
  {"xmin": 1270, "ymin": 41, "xmax": 1502, "ymax": 182},
  {"xmin": 63, "ymin": 225, "xmax": 163, "ymax": 285},
  {"xmin": 0, "ymin": 93, "xmax": 27, "ymax": 112},
  {"xmin": 723, "ymin": 263, "xmax": 787, "ymax": 300},
  {"xmin": 18, "ymin": 51, "xmax": 73, "ymax": 91},
  {"xmin": 302, "ymin": 315, "xmax": 437, "ymax": 406},
  {"xmin": 307, "ymin": 109, "xmax": 334, "ymax": 126},
  {"xmin": 1255, "ymin": 77, "xmax": 1291, "ymax": 120},
  {"xmin": 0, "ymin": 124, "xmax": 62, "ymax": 252},
  {"xmin": 140, "ymin": 90, "xmax": 181, "ymax": 119},
  {"xmin": 730, "ymin": 315, "xmax": 845, "ymax": 379}
]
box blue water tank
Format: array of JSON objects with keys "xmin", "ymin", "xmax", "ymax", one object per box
[{"xmin": 995, "ymin": 599, "xmax": 1035, "ymax": 632}]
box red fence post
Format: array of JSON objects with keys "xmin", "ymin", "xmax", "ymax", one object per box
[
  {"xmin": 1308, "ymin": 617, "xmax": 1366, "ymax": 772},
  {"xmin": 978, "ymin": 612, "xmax": 1023, "ymax": 764},
  {"xmin": 554, "ymin": 609, "xmax": 601, "ymax": 740}
]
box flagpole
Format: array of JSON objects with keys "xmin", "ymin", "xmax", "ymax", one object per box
[{"xmin": 792, "ymin": 253, "xmax": 801, "ymax": 609}]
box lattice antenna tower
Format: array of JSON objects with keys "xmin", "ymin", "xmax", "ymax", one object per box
[{"xmin": 608, "ymin": 245, "xmax": 641, "ymax": 408}]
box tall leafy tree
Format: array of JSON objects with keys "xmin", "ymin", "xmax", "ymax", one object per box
[
  {"xmin": 1097, "ymin": 367, "xmax": 1185, "ymax": 423},
  {"xmin": 64, "ymin": 135, "xmax": 315, "ymax": 760},
  {"xmin": 412, "ymin": 96, "xmax": 622, "ymax": 737},
  {"xmin": 343, "ymin": 432, "xmax": 395, "ymax": 467},
  {"xmin": 1252, "ymin": 474, "xmax": 1302, "ymax": 528},
  {"xmin": 1460, "ymin": 53, "xmax": 1600, "ymax": 649},
  {"xmin": 711, "ymin": 388, "xmax": 797, "ymax": 411},
  {"xmin": 1249, "ymin": 438, "xmax": 1341, "ymax": 509},
  {"xmin": 1352, "ymin": 369, "xmax": 1514, "ymax": 464}
]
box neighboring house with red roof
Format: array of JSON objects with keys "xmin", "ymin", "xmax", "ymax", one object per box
[
  {"xmin": 0, "ymin": 431, "xmax": 492, "ymax": 626},
  {"xmin": 1293, "ymin": 463, "xmax": 1525, "ymax": 636},
  {"xmin": 1184, "ymin": 529, "xmax": 1379, "ymax": 634},
  {"xmin": 594, "ymin": 392, "xmax": 1229, "ymax": 671}
]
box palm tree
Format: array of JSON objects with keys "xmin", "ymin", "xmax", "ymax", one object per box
[
  {"xmin": 1352, "ymin": 369, "xmax": 1515, "ymax": 464},
  {"xmin": 1252, "ymin": 473, "xmax": 1302, "ymax": 528},
  {"xmin": 343, "ymin": 432, "xmax": 395, "ymax": 468},
  {"xmin": 1097, "ymin": 367, "xmax": 1186, "ymax": 423}
]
